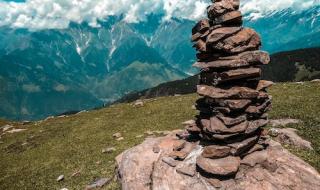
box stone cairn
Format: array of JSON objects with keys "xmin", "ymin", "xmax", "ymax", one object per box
[
  {"xmin": 116, "ymin": 1, "xmax": 320, "ymax": 188},
  {"xmin": 186, "ymin": 0, "xmax": 273, "ymax": 181}
]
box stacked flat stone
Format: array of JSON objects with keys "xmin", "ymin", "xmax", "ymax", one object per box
[{"xmin": 188, "ymin": 0, "xmax": 273, "ymax": 179}]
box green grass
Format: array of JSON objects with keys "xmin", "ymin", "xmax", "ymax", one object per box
[
  {"xmin": 0, "ymin": 82, "xmax": 320, "ymax": 189},
  {"xmin": 268, "ymin": 82, "xmax": 320, "ymax": 169}
]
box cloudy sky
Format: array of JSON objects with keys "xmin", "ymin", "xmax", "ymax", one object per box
[{"xmin": 0, "ymin": 0, "xmax": 319, "ymax": 30}]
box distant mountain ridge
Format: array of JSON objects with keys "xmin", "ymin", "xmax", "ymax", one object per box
[
  {"xmin": 0, "ymin": 6, "xmax": 319, "ymax": 120},
  {"xmin": 244, "ymin": 6, "xmax": 320, "ymax": 53},
  {"xmin": 117, "ymin": 47, "xmax": 320, "ymax": 103},
  {"xmin": 0, "ymin": 19, "xmax": 188, "ymax": 120}
]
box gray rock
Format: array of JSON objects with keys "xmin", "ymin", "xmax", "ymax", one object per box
[
  {"xmin": 241, "ymin": 150, "xmax": 268, "ymax": 167},
  {"xmin": 269, "ymin": 128, "xmax": 313, "ymax": 150},
  {"xmin": 182, "ymin": 120, "xmax": 195, "ymax": 126},
  {"xmin": 102, "ymin": 147, "xmax": 116, "ymax": 154},
  {"xmin": 172, "ymin": 140, "xmax": 186, "ymax": 151},
  {"xmin": 256, "ymin": 80, "xmax": 274, "ymax": 91},
  {"xmin": 228, "ymin": 135, "xmax": 259, "ymax": 156},
  {"xmin": 245, "ymin": 119, "xmax": 268, "ymax": 134},
  {"xmin": 112, "ymin": 132, "xmax": 122, "ymax": 138},
  {"xmin": 201, "ymin": 145, "xmax": 231, "ymax": 159},
  {"xmin": 217, "ymin": 99, "xmax": 252, "ymax": 110},
  {"xmin": 217, "ymin": 114, "xmax": 247, "ymax": 126},
  {"xmin": 162, "ymin": 157, "xmax": 179, "ymax": 167},
  {"xmin": 202, "ymin": 117, "xmax": 248, "ymax": 134},
  {"xmin": 133, "ymin": 100, "xmax": 144, "ymax": 107},
  {"xmin": 269, "ymin": 119, "xmax": 301, "ymax": 127},
  {"xmin": 245, "ymin": 144, "xmax": 265, "ymax": 155},
  {"xmin": 85, "ymin": 178, "xmax": 110, "ymax": 190},
  {"xmin": 116, "ymin": 137, "xmax": 124, "ymax": 141},
  {"xmin": 153, "ymin": 145, "xmax": 160, "ymax": 153},
  {"xmin": 176, "ymin": 164, "xmax": 195, "ymax": 177},
  {"xmin": 169, "ymin": 142, "xmax": 196, "ymax": 161},
  {"xmin": 197, "ymin": 156, "xmax": 241, "ymax": 176},
  {"xmin": 56, "ymin": 175, "xmax": 64, "ymax": 182},
  {"xmin": 269, "ymin": 128, "xmax": 280, "ymax": 137}
]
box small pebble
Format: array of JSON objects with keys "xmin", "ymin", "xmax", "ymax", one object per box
[
  {"xmin": 57, "ymin": 175, "xmax": 64, "ymax": 182},
  {"xmin": 116, "ymin": 137, "xmax": 124, "ymax": 141},
  {"xmin": 145, "ymin": 131, "xmax": 154, "ymax": 136},
  {"xmin": 71, "ymin": 170, "xmax": 81, "ymax": 177},
  {"xmin": 153, "ymin": 146, "xmax": 160, "ymax": 153},
  {"xmin": 133, "ymin": 100, "xmax": 144, "ymax": 107},
  {"xmin": 102, "ymin": 147, "xmax": 116, "ymax": 153},
  {"xmin": 85, "ymin": 178, "xmax": 110, "ymax": 190},
  {"xmin": 112, "ymin": 132, "xmax": 122, "ymax": 138}
]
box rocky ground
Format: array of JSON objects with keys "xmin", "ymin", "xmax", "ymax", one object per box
[{"xmin": 116, "ymin": 131, "xmax": 320, "ymax": 190}]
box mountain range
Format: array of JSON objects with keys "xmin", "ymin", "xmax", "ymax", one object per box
[
  {"xmin": 116, "ymin": 47, "xmax": 320, "ymax": 104},
  {"xmin": 0, "ymin": 6, "xmax": 319, "ymax": 120}
]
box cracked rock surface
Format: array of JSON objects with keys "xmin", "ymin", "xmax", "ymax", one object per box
[{"xmin": 116, "ymin": 132, "xmax": 320, "ymax": 190}]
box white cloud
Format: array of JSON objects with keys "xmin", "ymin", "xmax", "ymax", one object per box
[
  {"xmin": 0, "ymin": 0, "xmax": 209, "ymax": 30},
  {"xmin": 0, "ymin": 0, "xmax": 319, "ymax": 30},
  {"xmin": 241, "ymin": 0, "xmax": 319, "ymax": 20}
]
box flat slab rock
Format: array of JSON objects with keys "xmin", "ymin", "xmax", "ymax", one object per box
[
  {"xmin": 116, "ymin": 132, "xmax": 320, "ymax": 190},
  {"xmin": 197, "ymin": 156, "xmax": 241, "ymax": 176}
]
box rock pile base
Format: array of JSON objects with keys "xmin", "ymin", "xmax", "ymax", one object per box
[{"xmin": 116, "ymin": 131, "xmax": 320, "ymax": 190}]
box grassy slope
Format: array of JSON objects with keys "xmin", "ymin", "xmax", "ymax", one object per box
[{"xmin": 0, "ymin": 82, "xmax": 320, "ymax": 189}]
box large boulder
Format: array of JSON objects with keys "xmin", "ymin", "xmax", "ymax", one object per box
[{"xmin": 116, "ymin": 132, "xmax": 320, "ymax": 190}]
